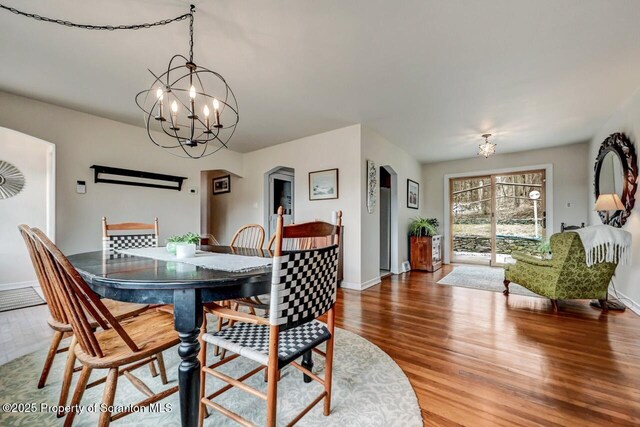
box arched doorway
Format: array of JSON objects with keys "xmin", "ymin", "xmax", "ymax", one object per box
[{"xmin": 0, "ymin": 127, "xmax": 55, "ymax": 288}]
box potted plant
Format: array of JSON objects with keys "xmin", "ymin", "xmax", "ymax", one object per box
[
  {"xmin": 409, "ymin": 217, "xmax": 439, "ymax": 238},
  {"xmin": 408, "ymin": 217, "xmax": 441, "ymax": 272},
  {"xmin": 166, "ymin": 232, "xmax": 200, "ymax": 257}
]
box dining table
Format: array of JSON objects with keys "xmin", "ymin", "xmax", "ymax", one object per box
[{"xmin": 67, "ymin": 245, "xmax": 274, "ymax": 427}]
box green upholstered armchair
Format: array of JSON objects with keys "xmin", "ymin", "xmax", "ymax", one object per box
[{"xmin": 503, "ymin": 232, "xmax": 617, "ymax": 311}]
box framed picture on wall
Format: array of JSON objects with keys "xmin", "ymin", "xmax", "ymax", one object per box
[
  {"xmin": 309, "ymin": 168, "xmax": 339, "ymax": 200},
  {"xmin": 407, "ymin": 179, "xmax": 419, "ymax": 209},
  {"xmin": 212, "ymin": 175, "xmax": 231, "ymax": 195}
]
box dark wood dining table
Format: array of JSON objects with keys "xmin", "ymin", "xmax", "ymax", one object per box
[{"xmin": 67, "ymin": 245, "xmax": 273, "ymax": 427}]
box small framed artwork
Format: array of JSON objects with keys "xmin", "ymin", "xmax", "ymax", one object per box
[
  {"xmin": 309, "ymin": 168, "xmax": 339, "ymax": 200},
  {"xmin": 212, "ymin": 175, "xmax": 231, "ymax": 195},
  {"xmin": 407, "ymin": 179, "xmax": 419, "ymax": 209}
]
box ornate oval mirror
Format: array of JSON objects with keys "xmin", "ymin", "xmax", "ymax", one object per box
[{"xmin": 594, "ymin": 132, "xmax": 638, "ymax": 227}]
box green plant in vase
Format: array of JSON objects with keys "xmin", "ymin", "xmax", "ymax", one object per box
[{"xmin": 166, "ymin": 232, "xmax": 201, "ymax": 254}]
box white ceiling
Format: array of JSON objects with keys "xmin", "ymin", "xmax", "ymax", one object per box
[{"xmin": 1, "ymin": 0, "xmax": 640, "ymax": 162}]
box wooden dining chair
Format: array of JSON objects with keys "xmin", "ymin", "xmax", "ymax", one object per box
[
  {"xmin": 229, "ymin": 224, "xmax": 265, "ymax": 249},
  {"xmin": 102, "ymin": 216, "xmax": 159, "ymax": 252},
  {"xmin": 30, "ymin": 228, "xmax": 179, "ymax": 427},
  {"xmin": 199, "ymin": 207, "xmax": 341, "ymax": 426},
  {"xmin": 18, "ymin": 225, "xmax": 150, "ymax": 416},
  {"xmin": 266, "ymin": 233, "xmax": 313, "ymax": 252}
]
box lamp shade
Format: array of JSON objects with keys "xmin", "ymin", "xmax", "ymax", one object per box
[{"xmin": 594, "ymin": 193, "xmax": 624, "ymax": 211}]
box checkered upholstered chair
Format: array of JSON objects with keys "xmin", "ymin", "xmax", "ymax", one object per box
[
  {"xmin": 18, "ymin": 225, "xmax": 150, "ymax": 418},
  {"xmin": 199, "ymin": 207, "xmax": 342, "ymax": 426},
  {"xmin": 102, "ymin": 216, "xmax": 159, "ymax": 252}
]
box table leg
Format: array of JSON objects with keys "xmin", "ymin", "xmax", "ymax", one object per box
[
  {"xmin": 173, "ymin": 289, "xmax": 203, "ymax": 427},
  {"xmin": 301, "ymin": 350, "xmax": 313, "ymax": 383}
]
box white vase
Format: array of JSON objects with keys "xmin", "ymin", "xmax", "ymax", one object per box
[{"xmin": 176, "ymin": 243, "xmax": 196, "ymax": 259}]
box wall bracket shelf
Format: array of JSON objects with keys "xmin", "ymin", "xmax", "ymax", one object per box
[{"xmin": 90, "ymin": 165, "xmax": 187, "ymax": 191}]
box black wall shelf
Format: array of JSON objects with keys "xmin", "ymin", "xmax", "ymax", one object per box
[{"xmin": 90, "ymin": 165, "xmax": 187, "ymax": 191}]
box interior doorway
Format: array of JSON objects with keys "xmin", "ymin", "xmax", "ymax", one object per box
[
  {"xmin": 0, "ymin": 127, "xmax": 55, "ymax": 288},
  {"xmin": 380, "ymin": 167, "xmax": 391, "ymax": 273},
  {"xmin": 449, "ymin": 169, "xmax": 546, "ymax": 266},
  {"xmin": 264, "ymin": 167, "xmax": 294, "ymax": 238}
]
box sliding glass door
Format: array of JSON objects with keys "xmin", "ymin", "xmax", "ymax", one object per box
[{"xmin": 450, "ymin": 170, "xmax": 546, "ymax": 266}]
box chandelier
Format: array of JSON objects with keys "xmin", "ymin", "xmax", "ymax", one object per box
[
  {"xmin": 478, "ymin": 133, "xmax": 496, "ymax": 158},
  {"xmin": 135, "ymin": 5, "xmax": 239, "ymax": 158}
]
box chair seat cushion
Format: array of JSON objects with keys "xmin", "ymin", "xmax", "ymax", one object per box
[{"xmin": 202, "ymin": 320, "xmax": 330, "ymax": 367}]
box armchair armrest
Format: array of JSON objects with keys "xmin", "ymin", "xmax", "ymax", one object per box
[
  {"xmin": 511, "ymin": 251, "xmax": 553, "ymax": 267},
  {"xmin": 207, "ymin": 302, "xmax": 270, "ymax": 326}
]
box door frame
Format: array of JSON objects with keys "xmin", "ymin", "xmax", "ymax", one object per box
[
  {"xmin": 443, "ymin": 163, "xmax": 553, "ymax": 264},
  {"xmin": 263, "ymin": 166, "xmax": 295, "ymax": 237}
]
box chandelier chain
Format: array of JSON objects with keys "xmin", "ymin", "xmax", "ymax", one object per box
[
  {"xmin": 0, "ymin": 3, "xmax": 191, "ymax": 31},
  {"xmin": 188, "ymin": 5, "xmax": 195, "ymax": 62}
]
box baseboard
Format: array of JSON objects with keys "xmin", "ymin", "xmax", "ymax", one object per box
[
  {"xmin": 361, "ymin": 277, "xmax": 382, "ymax": 290},
  {"xmin": 615, "ymin": 289, "xmax": 640, "ymax": 317},
  {"xmin": 0, "ymin": 280, "xmax": 38, "ymax": 291},
  {"xmin": 340, "ymin": 276, "xmax": 382, "ymax": 291},
  {"xmin": 340, "ymin": 281, "xmax": 362, "ymax": 291}
]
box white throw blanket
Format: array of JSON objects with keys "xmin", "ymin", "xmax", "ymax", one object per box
[
  {"xmin": 574, "ymin": 225, "xmax": 632, "ymax": 267},
  {"xmin": 117, "ymin": 247, "xmax": 272, "ymax": 272}
]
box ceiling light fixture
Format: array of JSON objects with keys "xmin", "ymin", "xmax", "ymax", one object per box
[
  {"xmin": 135, "ymin": 5, "xmax": 239, "ymax": 159},
  {"xmin": 0, "ymin": 3, "xmax": 238, "ymax": 159},
  {"xmin": 478, "ymin": 133, "xmax": 496, "ymax": 158}
]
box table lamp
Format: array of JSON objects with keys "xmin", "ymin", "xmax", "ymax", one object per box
[
  {"xmin": 594, "ymin": 193, "xmax": 624, "ymax": 223},
  {"xmin": 592, "ymin": 192, "xmax": 627, "ymax": 311}
]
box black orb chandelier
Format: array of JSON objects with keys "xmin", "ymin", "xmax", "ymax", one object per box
[{"xmin": 136, "ymin": 5, "xmax": 239, "ymax": 158}]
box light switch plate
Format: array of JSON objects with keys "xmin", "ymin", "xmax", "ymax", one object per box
[{"xmin": 76, "ymin": 180, "xmax": 86, "ymax": 194}]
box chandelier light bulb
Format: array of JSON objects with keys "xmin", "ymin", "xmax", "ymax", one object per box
[
  {"xmin": 189, "ymin": 85, "xmax": 196, "ymax": 99},
  {"xmin": 213, "ymin": 98, "xmax": 220, "ymax": 111},
  {"xmin": 171, "ymin": 100, "xmax": 178, "ymax": 113},
  {"xmin": 203, "ymin": 105, "xmax": 210, "ymax": 117},
  {"xmin": 156, "ymin": 87, "xmax": 163, "ymax": 101}
]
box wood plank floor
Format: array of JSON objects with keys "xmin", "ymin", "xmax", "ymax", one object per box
[{"xmin": 334, "ymin": 265, "xmax": 640, "ymax": 427}]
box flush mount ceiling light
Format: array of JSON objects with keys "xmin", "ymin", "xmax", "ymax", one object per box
[
  {"xmin": 135, "ymin": 5, "xmax": 239, "ymax": 159},
  {"xmin": 478, "ymin": 133, "xmax": 496, "ymax": 158},
  {"xmin": 0, "ymin": 3, "xmax": 238, "ymax": 159}
]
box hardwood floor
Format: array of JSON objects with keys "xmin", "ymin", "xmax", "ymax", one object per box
[{"xmin": 334, "ymin": 265, "xmax": 640, "ymax": 426}]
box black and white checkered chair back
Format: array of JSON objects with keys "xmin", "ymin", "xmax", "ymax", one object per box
[
  {"xmin": 103, "ymin": 234, "xmax": 158, "ymax": 252},
  {"xmin": 269, "ymin": 244, "xmax": 339, "ymax": 331}
]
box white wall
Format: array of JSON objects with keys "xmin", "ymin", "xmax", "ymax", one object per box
[
  {"xmin": 360, "ymin": 127, "xmax": 424, "ymax": 286},
  {"xmin": 0, "ymin": 127, "xmax": 54, "ymax": 285},
  {"xmin": 586, "ymin": 87, "xmax": 640, "ymax": 313},
  {"xmin": 422, "ymin": 142, "xmax": 589, "ymax": 261},
  {"xmin": 0, "ymin": 90, "xmax": 244, "ymax": 254},
  {"xmin": 225, "ymin": 125, "xmax": 363, "ymax": 285}
]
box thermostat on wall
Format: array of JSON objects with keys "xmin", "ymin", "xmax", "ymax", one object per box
[{"xmin": 76, "ymin": 180, "xmax": 86, "ymax": 194}]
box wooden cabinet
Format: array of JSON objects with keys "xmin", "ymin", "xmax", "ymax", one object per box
[{"xmin": 410, "ymin": 235, "xmax": 442, "ymax": 272}]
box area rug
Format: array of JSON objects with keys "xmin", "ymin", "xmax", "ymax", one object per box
[
  {"xmin": 438, "ymin": 265, "xmax": 540, "ymax": 298},
  {"xmin": 0, "ymin": 327, "xmax": 422, "ymax": 426},
  {"xmin": 0, "ymin": 287, "xmax": 45, "ymax": 312}
]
